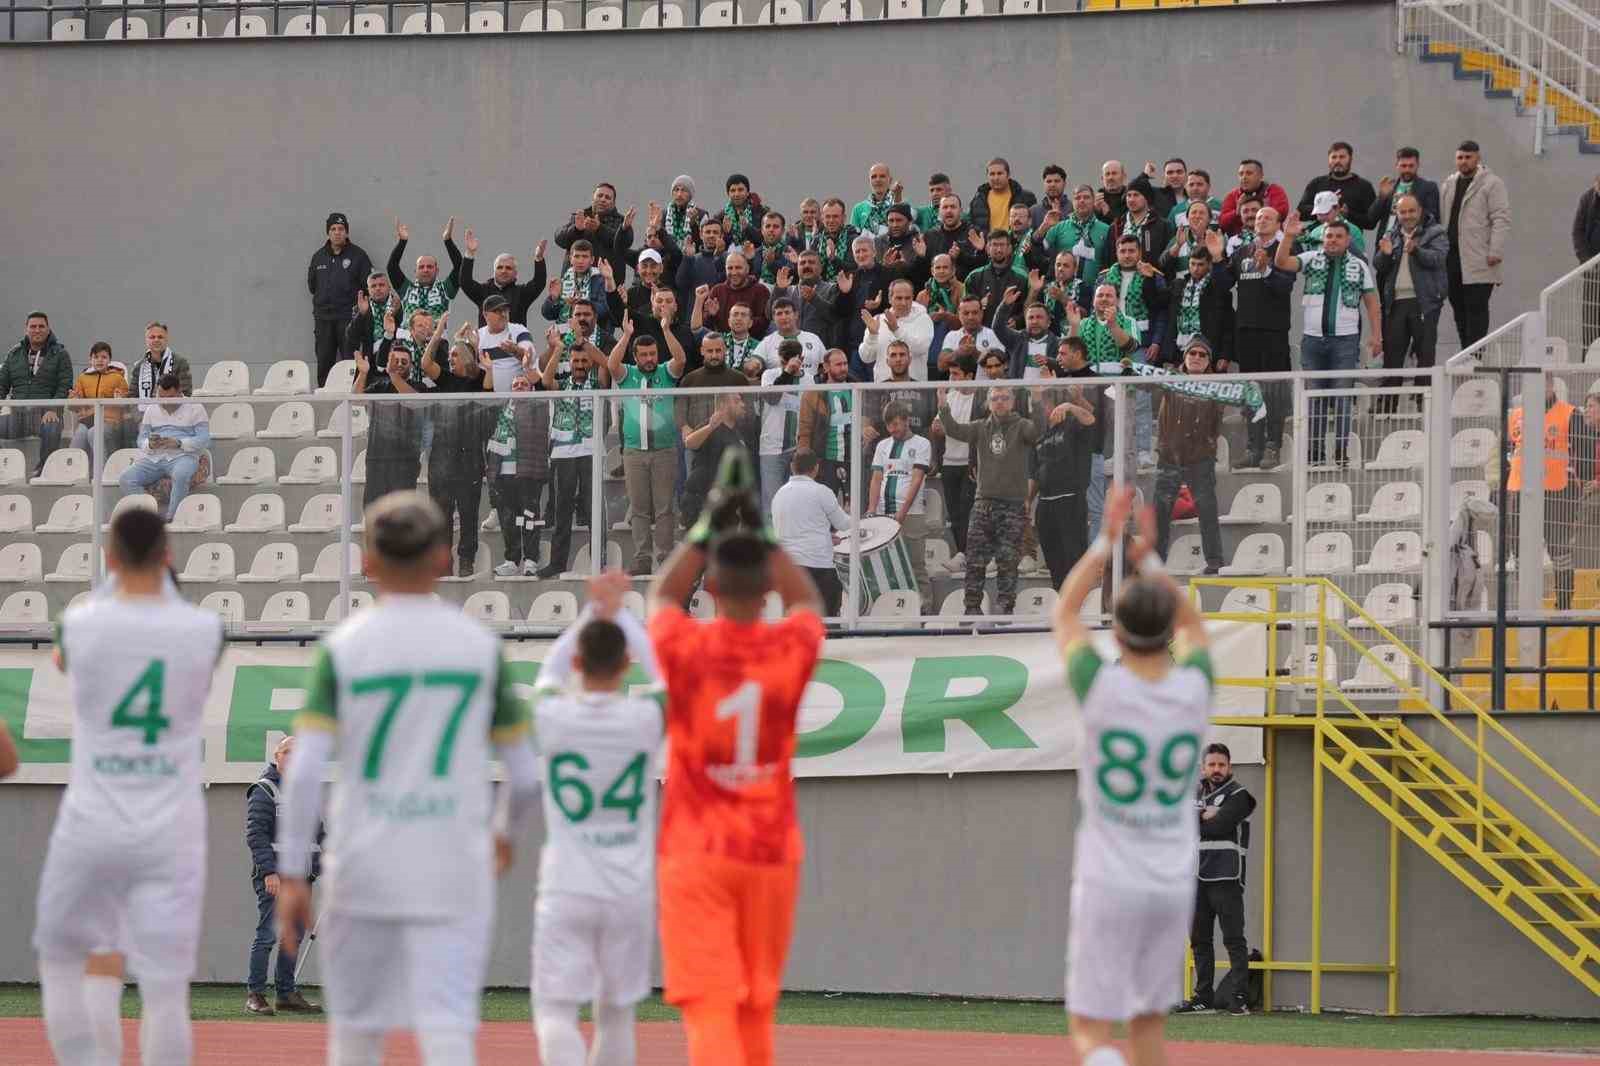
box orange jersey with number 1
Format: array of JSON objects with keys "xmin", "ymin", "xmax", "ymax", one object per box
[{"xmin": 649, "ymin": 607, "xmax": 825, "ymax": 866}]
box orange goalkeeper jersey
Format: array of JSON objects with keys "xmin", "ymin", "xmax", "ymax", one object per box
[{"xmin": 649, "ymin": 606, "xmax": 825, "ymax": 866}]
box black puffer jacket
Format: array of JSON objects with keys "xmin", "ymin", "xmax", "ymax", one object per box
[
  {"xmin": 245, "ymin": 764, "xmax": 321, "ymax": 881},
  {"xmin": 308, "ymin": 240, "xmax": 374, "ymax": 321}
]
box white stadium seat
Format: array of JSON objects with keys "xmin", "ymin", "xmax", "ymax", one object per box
[
  {"xmin": 1302, "ymin": 532, "xmax": 1354, "ymax": 576},
  {"xmin": 757, "ymin": 0, "xmax": 802, "ymax": 20},
  {"xmin": 1284, "ymin": 645, "xmax": 1339, "ymax": 687},
  {"xmin": 238, "ymin": 543, "xmax": 301, "ymax": 583},
  {"xmin": 401, "ymin": 10, "xmax": 445, "ymax": 32},
  {"xmin": 288, "ymin": 494, "xmax": 342, "ymax": 533},
  {"xmin": 561, "ymin": 541, "xmax": 623, "ymax": 578},
  {"xmin": 638, "ymin": 2, "xmax": 684, "ymax": 25},
  {"xmin": 0, "ymin": 544, "xmax": 44, "ymax": 583},
  {"xmin": 170, "ymin": 493, "xmax": 222, "ymax": 532},
  {"xmin": 585, "ymin": 5, "xmax": 623, "ymax": 27},
  {"xmin": 255, "ymin": 359, "xmax": 312, "ymax": 396},
  {"xmin": 1450, "ymin": 427, "xmax": 1495, "ymax": 470},
  {"xmin": 100, "ymin": 448, "xmax": 140, "ymax": 485},
  {"xmin": 1450, "ymin": 377, "xmax": 1498, "ymax": 418},
  {"xmin": 936, "ymin": 589, "xmax": 989, "ymax": 619},
  {"xmin": 100, "ymin": 494, "xmax": 156, "ymax": 532},
  {"xmin": 302, "ymin": 542, "xmax": 361, "ymax": 582},
  {"xmin": 1218, "ymin": 483, "xmax": 1282, "ymax": 525},
  {"xmin": 885, "ymin": 0, "xmax": 918, "ymax": 17},
  {"xmin": 165, "ymin": 14, "xmax": 203, "ymax": 35},
  {"xmin": 208, "ymin": 402, "xmax": 256, "ymax": 440},
  {"xmin": 1001, "ymin": 0, "xmax": 1036, "ymax": 10},
  {"xmin": 225, "ymin": 493, "xmax": 287, "ymax": 533},
  {"xmin": 280, "ymin": 446, "xmax": 337, "ymax": 485},
  {"xmin": 0, "ymin": 591, "xmax": 50, "ymax": 631},
  {"xmin": 195, "ymin": 360, "xmax": 250, "ymax": 396},
  {"xmin": 1219, "ymin": 587, "xmax": 1270, "ymax": 615},
  {"xmin": 816, "ymin": 0, "xmax": 863, "ymax": 17},
  {"xmin": 0, "ymin": 495, "xmax": 33, "ymax": 534},
  {"xmin": 867, "ymin": 590, "xmax": 922, "ymax": 619},
  {"xmin": 1309, "ymin": 432, "xmax": 1361, "ymax": 472},
  {"xmin": 216, "ymin": 446, "xmax": 276, "ymax": 485},
  {"xmin": 346, "ymin": 10, "xmax": 386, "ymax": 33},
  {"xmin": 1450, "ymin": 480, "xmax": 1491, "ymax": 513},
  {"xmin": 105, "ymin": 17, "xmax": 149, "ymax": 38},
  {"xmin": 200, "ymin": 590, "xmax": 246, "ymax": 625},
  {"xmin": 463, "ymin": 590, "xmax": 513, "ymax": 623},
  {"xmin": 350, "ymin": 448, "xmax": 367, "ymax": 484},
  {"xmin": 696, "ymin": 0, "xmax": 734, "ymax": 23},
  {"xmin": 529, "ymin": 590, "xmax": 580, "ymax": 625},
  {"xmin": 0, "ymin": 449, "xmax": 27, "ymax": 485},
  {"xmin": 1015, "ymin": 586, "xmax": 1057, "ymax": 619},
  {"xmin": 936, "ymin": 0, "xmax": 985, "ymax": 13},
  {"xmin": 925, "ymin": 538, "xmax": 951, "ymax": 572},
  {"xmin": 1164, "ymin": 534, "xmax": 1207, "ymax": 575},
  {"xmin": 259, "ymin": 402, "xmax": 316, "ymax": 440},
  {"xmin": 223, "ymin": 14, "xmax": 268, "ymax": 34},
  {"xmin": 1296, "ymin": 483, "xmax": 1352, "ymax": 524},
  {"xmin": 1288, "ymin": 585, "xmax": 1344, "ymax": 624},
  {"xmin": 519, "ymin": 7, "xmax": 565, "ymax": 28},
  {"xmin": 45, "ymin": 544, "xmax": 94, "ymax": 584},
  {"xmin": 467, "ymin": 8, "xmax": 504, "ymax": 30},
  {"xmin": 687, "ymin": 589, "xmax": 715, "ymax": 619},
  {"xmin": 1349, "ymin": 583, "xmax": 1417, "ymax": 631},
  {"xmin": 1357, "ymin": 531, "xmax": 1423, "ymax": 574},
  {"xmin": 1366, "ymin": 429, "xmax": 1425, "ymax": 472},
  {"xmin": 1340, "ymin": 644, "xmax": 1412, "ymax": 693},
  {"xmin": 1358, "ymin": 482, "xmax": 1422, "ymax": 523},
  {"xmin": 318, "ymin": 403, "xmax": 369, "ymax": 439},
  {"xmin": 325, "ymin": 590, "xmax": 373, "ymax": 621},
  {"xmin": 621, "ymin": 590, "xmax": 647, "ymax": 617},
  {"xmin": 33, "ymin": 449, "xmax": 89, "ymax": 486},
  {"xmin": 318, "ymin": 361, "xmax": 359, "ymax": 395},
  {"xmin": 1217, "ymin": 533, "xmax": 1285, "ymax": 576},
  {"xmin": 179, "ymin": 543, "xmax": 236, "ymax": 583},
  {"xmin": 283, "ymin": 13, "xmax": 328, "ymax": 33},
  {"xmin": 251, "ymin": 591, "xmax": 311, "ymax": 628},
  {"xmin": 51, "ymin": 16, "xmax": 86, "ymax": 39}
]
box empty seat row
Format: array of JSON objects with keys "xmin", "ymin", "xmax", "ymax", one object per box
[
  {"xmin": 1283, "ymin": 644, "xmax": 1416, "ymax": 694},
  {"xmin": 0, "ymin": 541, "xmax": 359, "ymax": 585},
  {"xmin": 198, "ymin": 589, "xmax": 373, "ymax": 628},
  {"xmin": 1164, "ymin": 530, "xmax": 1424, "ymax": 577}
]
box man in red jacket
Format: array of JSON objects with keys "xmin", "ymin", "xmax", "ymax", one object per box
[{"xmin": 1220, "ymin": 159, "xmax": 1291, "ymax": 236}]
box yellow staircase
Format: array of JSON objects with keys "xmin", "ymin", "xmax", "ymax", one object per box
[
  {"xmin": 1417, "ymin": 39, "xmax": 1600, "ymax": 147},
  {"xmin": 1198, "ymin": 577, "xmax": 1600, "ymax": 1005}
]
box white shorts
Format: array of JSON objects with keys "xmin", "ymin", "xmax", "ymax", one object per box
[
  {"xmin": 33, "ymin": 828, "xmax": 205, "ymax": 979},
  {"xmin": 532, "ymin": 892, "xmax": 653, "ymax": 1007},
  {"xmin": 322, "ymin": 901, "xmax": 493, "ymax": 1033},
  {"xmin": 1065, "ymin": 878, "xmax": 1193, "ymax": 1022}
]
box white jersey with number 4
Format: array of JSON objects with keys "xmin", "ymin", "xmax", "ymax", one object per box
[
  {"xmin": 297, "ymin": 594, "xmax": 529, "ymax": 921},
  {"xmin": 531, "ymin": 685, "xmax": 665, "ymax": 901},
  {"xmin": 53, "ymin": 597, "xmax": 224, "ymax": 845},
  {"xmin": 1065, "ymin": 641, "xmax": 1213, "ymax": 891}
]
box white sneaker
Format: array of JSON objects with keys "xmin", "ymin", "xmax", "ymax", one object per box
[
  {"xmin": 523, "ymin": 558, "xmax": 539, "ymax": 577},
  {"xmin": 1137, "ymin": 451, "xmax": 1157, "ymax": 472},
  {"xmin": 946, "ymin": 551, "xmax": 966, "ymax": 574},
  {"xmin": 1018, "ymin": 556, "xmax": 1038, "ymax": 575},
  {"xmin": 986, "ymin": 561, "xmax": 998, "ymax": 578},
  {"xmin": 493, "ymin": 561, "xmax": 519, "ymax": 578}
]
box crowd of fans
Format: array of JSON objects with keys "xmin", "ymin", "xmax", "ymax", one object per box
[{"xmin": 1, "ymin": 142, "xmax": 1518, "ymax": 611}]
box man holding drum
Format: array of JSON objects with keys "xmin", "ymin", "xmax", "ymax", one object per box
[{"xmin": 867, "ymin": 402, "xmax": 935, "ymax": 611}]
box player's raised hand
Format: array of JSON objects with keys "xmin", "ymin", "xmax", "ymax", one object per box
[
  {"xmin": 1101, "ymin": 483, "xmax": 1137, "ymax": 544},
  {"xmin": 589, "ymin": 569, "xmax": 632, "ymax": 618}
]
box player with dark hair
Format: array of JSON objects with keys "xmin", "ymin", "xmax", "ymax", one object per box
[
  {"xmin": 274, "ymin": 491, "xmax": 539, "ymax": 1066},
  {"xmin": 648, "ymin": 448, "xmax": 825, "ymax": 1066},
  {"xmin": 1051, "ymin": 484, "xmax": 1215, "ymax": 1066},
  {"xmin": 34, "ymin": 505, "xmax": 225, "ymax": 1066}
]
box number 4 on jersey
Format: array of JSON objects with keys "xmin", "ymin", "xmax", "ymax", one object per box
[{"xmin": 110, "ymin": 661, "xmax": 171, "ymax": 746}]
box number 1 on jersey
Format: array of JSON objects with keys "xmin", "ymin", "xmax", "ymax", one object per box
[
  {"xmin": 715, "ymin": 680, "xmax": 762, "ymax": 769},
  {"xmin": 110, "ymin": 661, "xmax": 170, "ymax": 746}
]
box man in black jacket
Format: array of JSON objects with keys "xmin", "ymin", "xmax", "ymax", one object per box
[
  {"xmin": 1572, "ymin": 174, "xmax": 1600, "ymax": 349},
  {"xmin": 1162, "ymin": 237, "xmax": 1235, "ymax": 368},
  {"xmin": 1296, "ymin": 141, "xmax": 1378, "ymax": 233},
  {"xmin": 1031, "ymin": 337, "xmax": 1100, "ymax": 586},
  {"xmin": 1365, "ymin": 147, "xmax": 1443, "ymax": 243},
  {"xmin": 1177, "ymin": 742, "xmax": 1257, "ymax": 1016},
  {"xmin": 1229, "ymin": 207, "xmax": 1296, "ymax": 470},
  {"xmin": 967, "ymin": 157, "xmax": 1037, "ymax": 236},
  {"xmin": 307, "ymin": 211, "xmax": 372, "ymax": 386},
  {"xmin": 554, "ymin": 181, "xmax": 633, "ymax": 286},
  {"xmin": 448, "ymin": 225, "xmax": 549, "ymax": 326},
  {"xmin": 244, "ymin": 736, "xmax": 320, "ymax": 1016}
]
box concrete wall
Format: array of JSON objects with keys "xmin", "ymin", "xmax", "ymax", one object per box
[
  {"xmin": 2, "ymin": 0, "xmax": 1596, "ymax": 375},
  {"xmin": 4, "ymin": 714, "xmax": 1600, "ymax": 1015}
]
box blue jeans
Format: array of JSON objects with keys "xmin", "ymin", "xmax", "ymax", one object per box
[
  {"xmin": 247, "ymin": 877, "xmax": 302, "ymax": 997},
  {"xmin": 1134, "ymin": 389, "xmax": 1154, "ymax": 460},
  {"xmin": 1300, "ymin": 333, "xmax": 1361, "ymax": 460},
  {"xmin": 760, "ymin": 451, "xmax": 792, "ymax": 521},
  {"xmin": 1087, "ymin": 453, "xmax": 1107, "ymax": 541},
  {"xmin": 119, "ymin": 452, "xmax": 200, "ymax": 519}
]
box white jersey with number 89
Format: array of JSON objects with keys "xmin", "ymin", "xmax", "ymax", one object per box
[
  {"xmin": 54, "ymin": 597, "xmax": 224, "ymax": 845},
  {"xmin": 1065, "ymin": 641, "xmax": 1214, "ymax": 891}
]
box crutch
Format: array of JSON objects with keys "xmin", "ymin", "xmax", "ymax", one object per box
[{"xmin": 293, "ymin": 908, "xmax": 327, "ymax": 983}]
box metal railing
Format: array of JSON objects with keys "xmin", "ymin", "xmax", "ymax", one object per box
[{"xmin": 1397, "ymin": 0, "xmax": 1600, "ymax": 154}]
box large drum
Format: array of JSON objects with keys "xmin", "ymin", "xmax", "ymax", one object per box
[{"xmin": 834, "ymin": 516, "xmax": 917, "ymax": 613}]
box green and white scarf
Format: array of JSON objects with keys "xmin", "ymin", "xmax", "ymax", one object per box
[
  {"xmin": 1176, "ymin": 273, "xmax": 1209, "ymax": 339},
  {"xmin": 823, "ymin": 390, "xmax": 852, "ymax": 461},
  {"xmin": 812, "ymin": 227, "xmax": 852, "ymax": 280},
  {"xmin": 487, "ymin": 401, "xmax": 518, "ymax": 473},
  {"xmin": 556, "ymin": 267, "xmax": 593, "ymax": 324},
  {"xmin": 1097, "ymin": 265, "xmax": 1149, "ymax": 324},
  {"xmin": 723, "ymin": 200, "xmax": 757, "ymax": 241},
  {"xmin": 664, "ymin": 201, "xmax": 698, "ymax": 244},
  {"xmin": 724, "ymin": 333, "xmax": 760, "ymax": 369},
  {"xmin": 925, "ymin": 278, "xmax": 957, "ymax": 314},
  {"xmin": 1122, "ymin": 212, "xmax": 1149, "ymax": 247},
  {"xmin": 757, "ymin": 239, "xmax": 787, "ymax": 283},
  {"xmin": 859, "ymin": 192, "xmax": 893, "ymax": 235},
  {"xmin": 1099, "ymin": 361, "xmax": 1265, "ymax": 422},
  {"xmin": 400, "ymin": 278, "xmax": 450, "ymax": 322},
  {"xmin": 552, "ymin": 374, "xmax": 597, "ymax": 446},
  {"xmin": 1078, "ymin": 311, "xmax": 1138, "ymax": 365},
  {"xmin": 1043, "ymin": 278, "xmax": 1083, "ymax": 326}
]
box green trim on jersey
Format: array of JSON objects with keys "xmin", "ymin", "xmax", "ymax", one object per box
[
  {"xmin": 1065, "ymin": 641, "xmax": 1103, "ymax": 702},
  {"xmin": 297, "ymin": 644, "xmax": 338, "ymax": 732},
  {"xmin": 1179, "ymin": 646, "xmax": 1215, "ymax": 693},
  {"xmin": 491, "ymin": 652, "xmax": 530, "ymax": 742},
  {"xmin": 879, "ymin": 437, "xmax": 907, "ymax": 514}
]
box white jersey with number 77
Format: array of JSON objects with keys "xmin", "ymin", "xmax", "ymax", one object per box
[{"xmin": 1065, "ymin": 640, "xmax": 1214, "ymax": 891}]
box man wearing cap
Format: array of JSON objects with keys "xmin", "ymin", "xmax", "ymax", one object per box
[
  {"xmin": 450, "ymin": 225, "xmax": 548, "ymax": 327},
  {"xmin": 1153, "ymin": 338, "xmax": 1226, "ymax": 574},
  {"xmin": 307, "ymin": 212, "xmax": 372, "ymax": 386},
  {"xmin": 1298, "ymin": 190, "xmax": 1367, "ymax": 257},
  {"xmin": 1104, "ymin": 176, "xmax": 1174, "ymax": 271},
  {"xmin": 875, "ymin": 203, "xmax": 926, "ymax": 282},
  {"xmin": 477, "ymin": 295, "xmax": 535, "ymax": 393}
]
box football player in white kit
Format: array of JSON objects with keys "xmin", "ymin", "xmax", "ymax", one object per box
[
  {"xmin": 274, "ymin": 491, "xmax": 541, "ymax": 1066},
  {"xmin": 34, "ymin": 507, "xmax": 225, "ymax": 1066},
  {"xmin": 1052, "ymin": 485, "xmax": 1214, "ymax": 1066},
  {"xmin": 525, "ymin": 569, "xmax": 665, "ymax": 1066}
]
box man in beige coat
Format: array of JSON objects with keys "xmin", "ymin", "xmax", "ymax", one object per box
[{"xmin": 1440, "ymin": 139, "xmax": 1511, "ymax": 349}]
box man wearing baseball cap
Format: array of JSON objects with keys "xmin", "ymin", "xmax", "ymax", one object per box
[
  {"xmin": 1298, "ymin": 190, "xmax": 1367, "ymax": 257},
  {"xmin": 307, "ymin": 212, "xmax": 372, "ymax": 387}
]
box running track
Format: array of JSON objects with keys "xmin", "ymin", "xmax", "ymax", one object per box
[{"xmin": 2, "ymin": 1019, "xmax": 1597, "ymax": 1064}]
